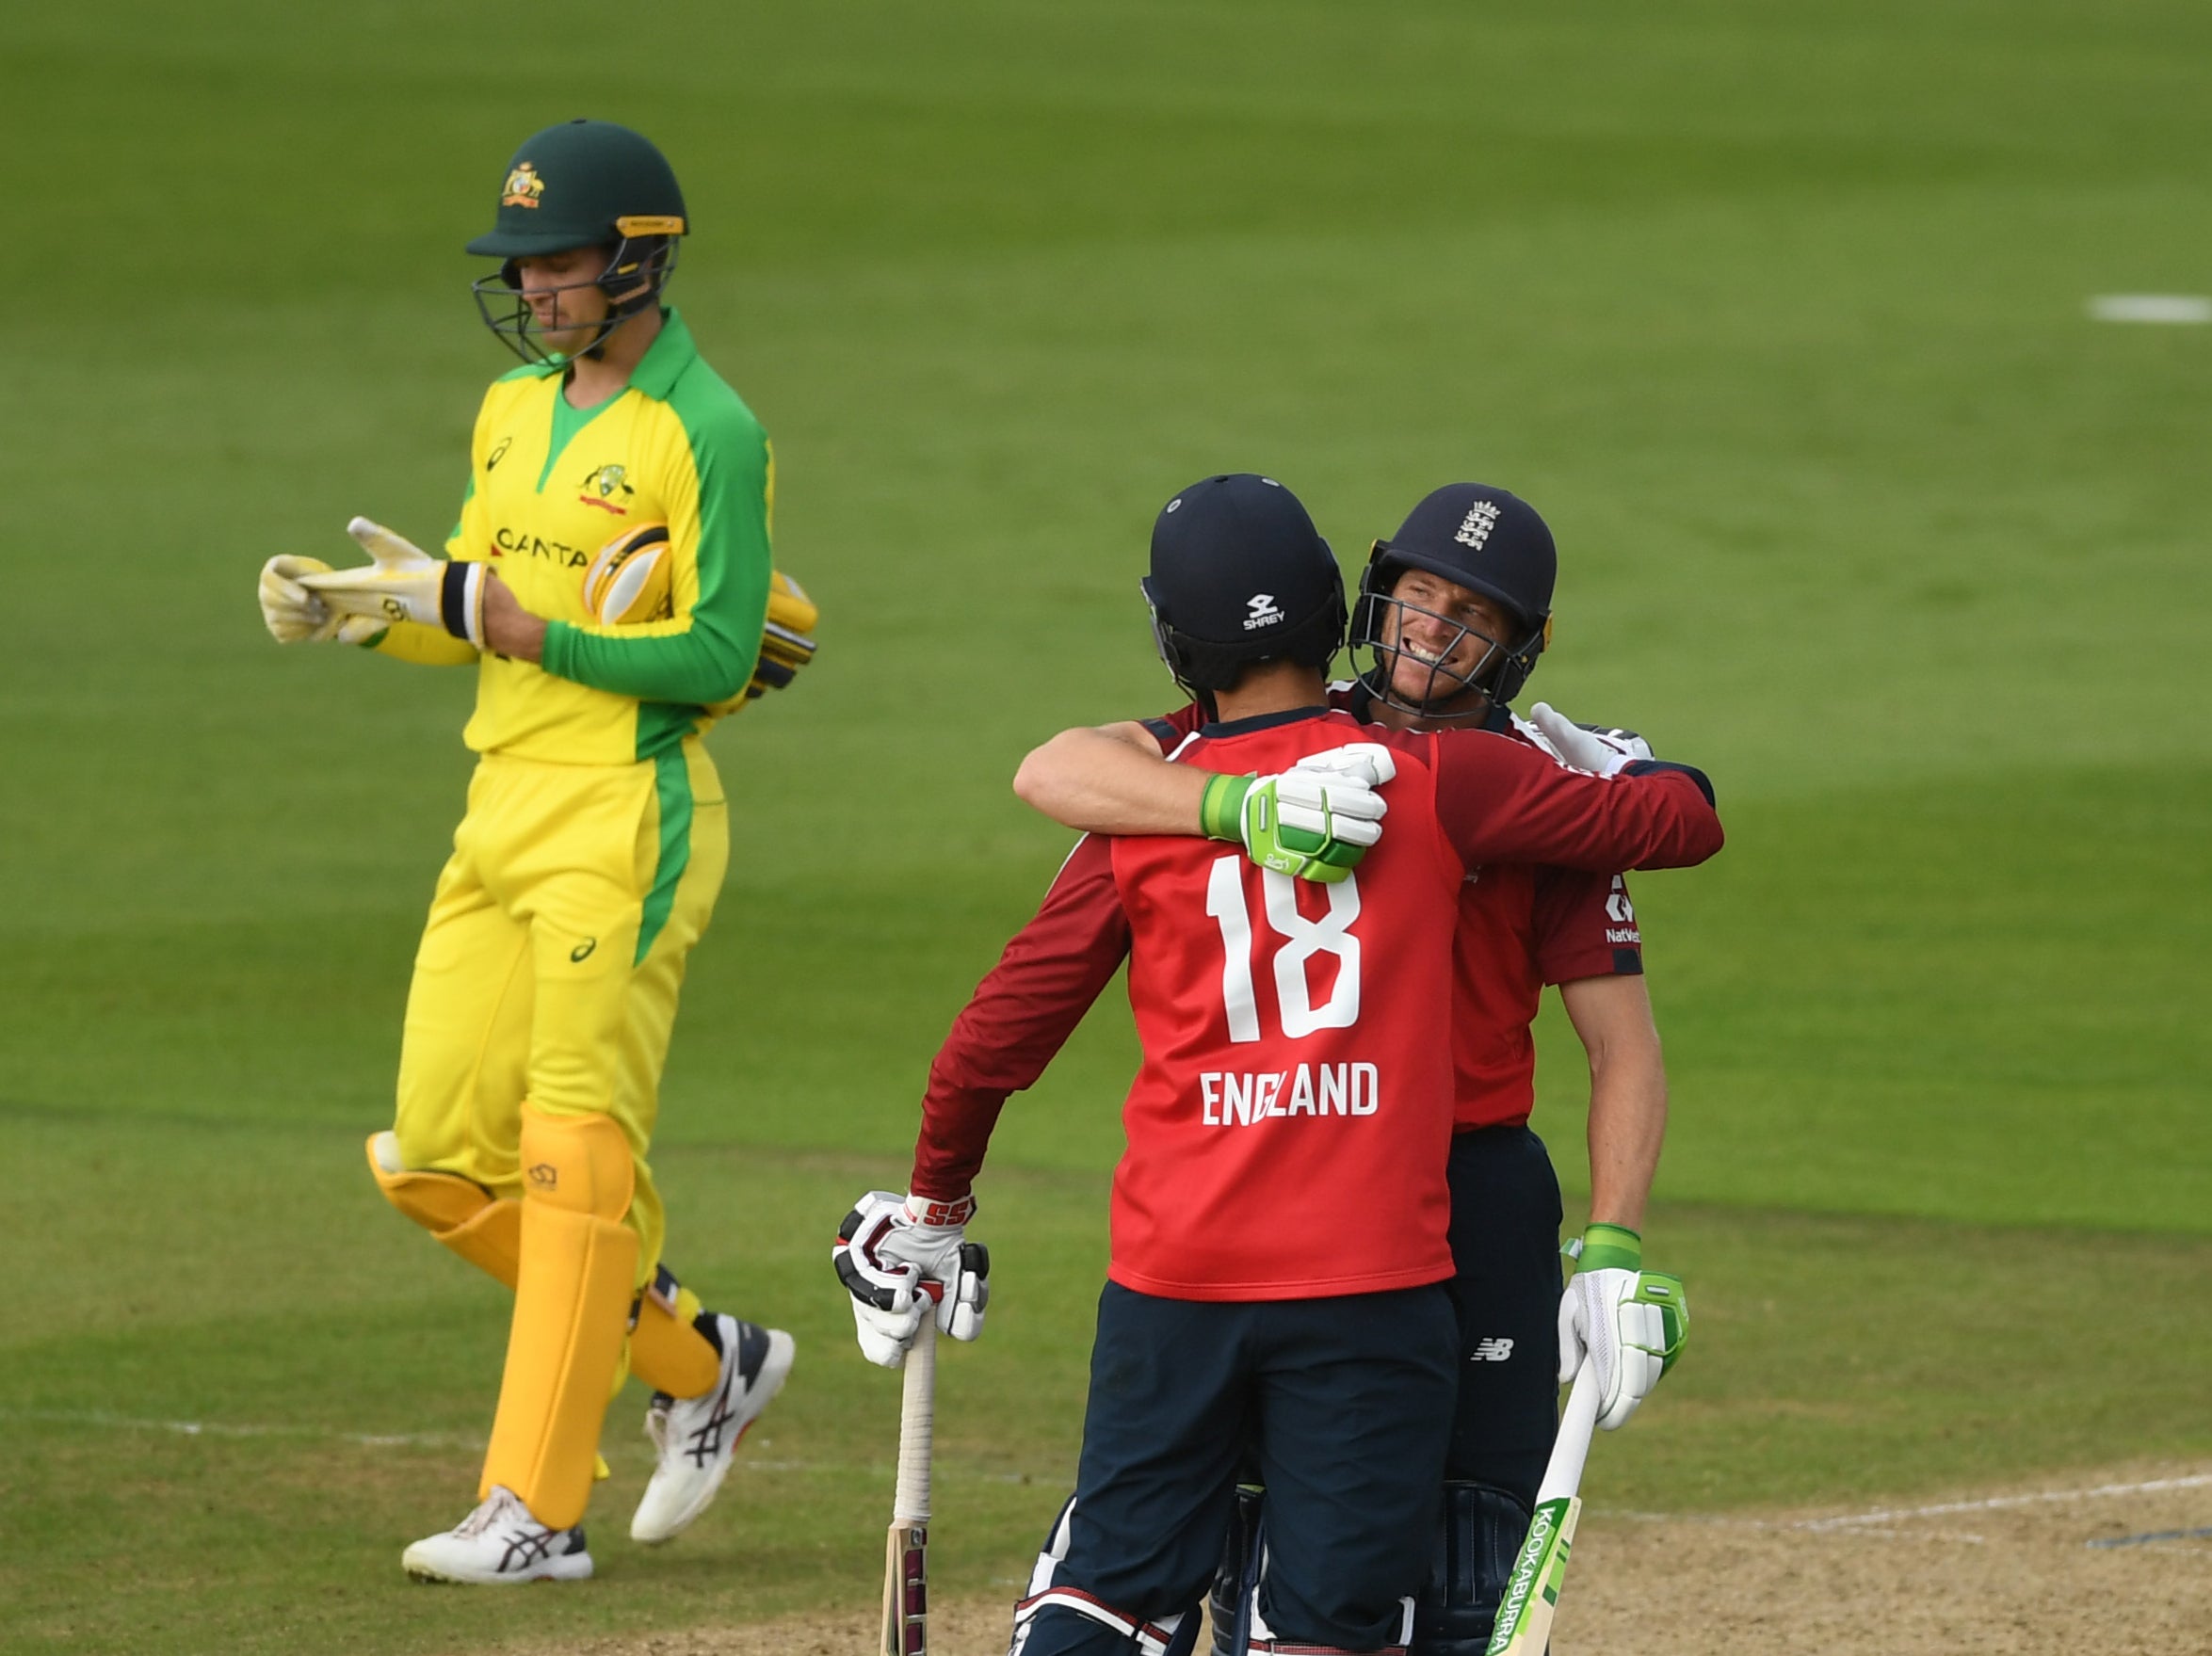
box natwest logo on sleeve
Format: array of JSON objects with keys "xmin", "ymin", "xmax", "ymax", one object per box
[
  {"xmin": 1200, "ymin": 1062, "xmax": 1380, "ymax": 1124},
  {"xmin": 1604, "ymin": 874, "xmax": 1640, "ymax": 943}
]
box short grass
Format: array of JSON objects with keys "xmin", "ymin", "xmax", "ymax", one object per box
[{"xmin": 3, "ymin": 1, "xmax": 2209, "ymax": 1650}]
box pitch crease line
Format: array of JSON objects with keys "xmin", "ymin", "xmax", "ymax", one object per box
[
  {"xmin": 0, "ymin": 1408, "xmax": 486, "ymax": 1452},
  {"xmin": 1798, "ymin": 1473, "xmax": 2212, "ymax": 1532}
]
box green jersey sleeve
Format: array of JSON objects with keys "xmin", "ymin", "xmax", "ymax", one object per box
[{"xmin": 539, "ymin": 393, "xmax": 770, "ymax": 708}]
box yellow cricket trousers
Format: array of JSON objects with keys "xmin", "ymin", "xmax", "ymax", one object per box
[{"xmin": 388, "ymin": 739, "xmax": 729, "ymax": 1284}]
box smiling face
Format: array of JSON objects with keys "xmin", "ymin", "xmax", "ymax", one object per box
[{"xmin": 1379, "ymin": 565, "xmax": 1522, "ymax": 715}]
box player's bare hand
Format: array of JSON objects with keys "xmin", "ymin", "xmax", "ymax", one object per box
[{"xmin": 479, "ymin": 568, "xmax": 548, "ymax": 662}]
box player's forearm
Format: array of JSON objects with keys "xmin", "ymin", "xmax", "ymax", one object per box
[
  {"xmin": 1561, "ymin": 975, "xmax": 1668, "ymax": 1231},
  {"xmin": 1442, "ymin": 741, "xmax": 1724, "ymax": 874},
  {"xmin": 542, "ymin": 615, "xmax": 758, "ymax": 705},
  {"xmin": 1013, "ymin": 724, "xmax": 1207, "ymax": 836}
]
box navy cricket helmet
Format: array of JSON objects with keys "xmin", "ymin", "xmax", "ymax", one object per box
[
  {"xmin": 1351, "ymin": 482, "xmax": 1556, "ymax": 714},
  {"xmin": 1141, "ymin": 474, "xmax": 1345, "ymax": 707}
]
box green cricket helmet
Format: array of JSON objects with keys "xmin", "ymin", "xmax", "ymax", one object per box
[{"xmin": 467, "ymin": 119, "xmax": 688, "ymax": 362}]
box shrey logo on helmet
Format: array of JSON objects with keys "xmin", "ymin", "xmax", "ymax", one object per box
[{"xmin": 1140, "ymin": 474, "xmax": 1347, "ymax": 716}]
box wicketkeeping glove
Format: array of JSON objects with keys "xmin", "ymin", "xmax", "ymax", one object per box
[
  {"xmin": 832, "ymin": 1189, "xmax": 991, "ymax": 1369},
  {"xmin": 296, "ymin": 518, "xmax": 490, "ymax": 648},
  {"xmin": 1526, "ymin": 702, "xmax": 1655, "ymax": 777},
  {"xmin": 1200, "ymin": 741, "xmax": 1397, "ymax": 885},
  {"xmin": 1557, "ymin": 1223, "xmax": 1690, "ymax": 1430},
  {"xmin": 258, "ymin": 555, "xmax": 386, "ymax": 645},
  {"xmin": 702, "ymin": 571, "xmax": 820, "ymax": 717}
]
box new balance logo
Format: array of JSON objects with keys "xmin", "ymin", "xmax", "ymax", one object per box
[
  {"xmin": 1471, "ymin": 1337, "xmax": 1515, "ymax": 1362},
  {"xmin": 1242, "ymin": 593, "xmax": 1285, "ymax": 630},
  {"xmin": 1455, "ymin": 500, "xmax": 1502, "ymax": 550}
]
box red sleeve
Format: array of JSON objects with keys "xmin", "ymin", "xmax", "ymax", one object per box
[
  {"xmin": 911, "ymin": 834, "xmax": 1131, "ymax": 1200},
  {"xmin": 1533, "ymin": 868, "xmax": 1642, "ymax": 984},
  {"xmin": 1140, "ymin": 702, "xmax": 1207, "ymax": 751},
  {"xmin": 1428, "ymin": 731, "xmax": 1724, "ymax": 873}
]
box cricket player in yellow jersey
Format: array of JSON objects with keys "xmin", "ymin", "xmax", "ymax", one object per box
[{"xmin": 254, "ymin": 119, "xmax": 813, "ymax": 1583}]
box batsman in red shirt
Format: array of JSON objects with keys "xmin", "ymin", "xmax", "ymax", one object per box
[
  {"xmin": 832, "ymin": 474, "xmax": 1722, "ymax": 1656},
  {"xmin": 1017, "ymin": 482, "xmax": 1690, "ymax": 1654}
]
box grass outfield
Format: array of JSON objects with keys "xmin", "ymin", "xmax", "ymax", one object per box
[{"xmin": 4, "ymin": 1, "xmax": 2209, "ymax": 1650}]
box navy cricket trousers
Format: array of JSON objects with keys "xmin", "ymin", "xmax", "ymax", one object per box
[{"xmin": 1018, "ymin": 1279, "xmax": 1457, "ymax": 1655}]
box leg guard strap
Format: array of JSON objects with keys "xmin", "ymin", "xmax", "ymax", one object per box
[{"xmin": 1010, "ymin": 1589, "xmax": 1188, "ymax": 1656}]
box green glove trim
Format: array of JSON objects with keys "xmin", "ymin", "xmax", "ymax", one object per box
[
  {"xmin": 1201, "ymin": 773, "xmax": 1257, "ymax": 842},
  {"xmin": 1631, "ymin": 1270, "xmax": 1690, "ymax": 1375},
  {"xmin": 1576, "ymin": 1221, "xmax": 1642, "ymax": 1273}
]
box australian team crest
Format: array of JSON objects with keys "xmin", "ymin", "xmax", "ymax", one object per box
[
  {"xmin": 578, "ymin": 463, "xmax": 635, "ymax": 515},
  {"xmin": 501, "ymin": 163, "xmax": 545, "ymax": 208}
]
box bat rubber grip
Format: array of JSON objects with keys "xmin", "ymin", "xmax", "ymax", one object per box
[
  {"xmin": 1538, "ymin": 1355, "xmax": 1601, "ymax": 1503},
  {"xmin": 895, "ymin": 1316, "xmax": 935, "ymax": 1522}
]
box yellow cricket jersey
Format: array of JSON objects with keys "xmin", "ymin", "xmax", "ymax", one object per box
[{"xmin": 377, "ymin": 307, "xmax": 773, "ymax": 764}]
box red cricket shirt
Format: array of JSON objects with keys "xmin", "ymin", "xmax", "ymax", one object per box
[
  {"xmin": 910, "ymin": 705, "xmax": 1720, "ymax": 1299},
  {"xmin": 1153, "ymin": 684, "xmax": 1644, "ymax": 1131}
]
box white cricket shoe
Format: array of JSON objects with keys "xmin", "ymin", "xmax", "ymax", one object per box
[
  {"xmin": 402, "ymin": 1485, "xmax": 592, "ymax": 1584},
  {"xmin": 630, "ymin": 1314, "xmax": 796, "ymax": 1544}
]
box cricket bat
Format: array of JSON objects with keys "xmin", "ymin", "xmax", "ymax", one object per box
[
  {"xmin": 1486, "ymin": 1355, "xmax": 1602, "ymax": 1655},
  {"xmin": 881, "ymin": 1314, "xmax": 936, "ymax": 1656}
]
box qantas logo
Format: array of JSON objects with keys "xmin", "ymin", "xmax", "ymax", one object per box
[{"xmin": 492, "ymin": 525, "xmax": 588, "ymax": 567}]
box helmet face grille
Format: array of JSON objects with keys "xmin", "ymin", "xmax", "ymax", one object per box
[
  {"xmin": 1350, "ymin": 553, "xmax": 1546, "ymax": 715},
  {"xmin": 470, "ymin": 234, "xmax": 681, "ymax": 364}
]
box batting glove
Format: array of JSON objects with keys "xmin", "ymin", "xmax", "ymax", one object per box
[
  {"xmin": 1200, "ymin": 741, "xmax": 1397, "ymax": 885},
  {"xmin": 1558, "ymin": 1225, "xmax": 1690, "ymax": 1430},
  {"xmin": 296, "ymin": 518, "xmax": 490, "ymax": 648},
  {"xmin": 1526, "ymin": 703, "xmax": 1655, "ymax": 777},
  {"xmin": 258, "ymin": 555, "xmax": 386, "ymax": 646},
  {"xmin": 833, "ymin": 1190, "xmax": 992, "ymax": 1369}
]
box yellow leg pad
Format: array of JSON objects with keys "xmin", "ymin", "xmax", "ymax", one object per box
[
  {"xmin": 631, "ymin": 1275, "xmax": 721, "ymax": 1400},
  {"xmin": 364, "ymin": 1133, "xmax": 524, "ymax": 1287},
  {"xmin": 480, "ymin": 1107, "xmax": 638, "ymax": 1530},
  {"xmin": 367, "ymin": 1133, "xmax": 718, "ymax": 1399}
]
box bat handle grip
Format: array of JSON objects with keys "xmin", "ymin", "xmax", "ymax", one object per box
[
  {"xmin": 1537, "ymin": 1355, "xmax": 1603, "ymax": 1503},
  {"xmin": 894, "ymin": 1315, "xmax": 936, "ymax": 1522}
]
